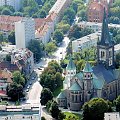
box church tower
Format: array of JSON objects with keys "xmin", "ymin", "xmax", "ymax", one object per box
[
  {"xmin": 65, "ymin": 56, "xmax": 76, "ymax": 88},
  {"xmin": 97, "ymin": 8, "xmax": 114, "ymax": 68},
  {"xmin": 83, "ymin": 61, "xmax": 93, "ymax": 102}
]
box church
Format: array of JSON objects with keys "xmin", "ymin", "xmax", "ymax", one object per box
[{"xmin": 57, "ymin": 9, "xmax": 120, "ymax": 111}]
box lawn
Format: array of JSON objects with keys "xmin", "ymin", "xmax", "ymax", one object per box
[
  {"xmin": 53, "ymin": 85, "xmax": 63, "ymax": 97},
  {"xmin": 64, "ymin": 112, "xmax": 82, "ymax": 120}
]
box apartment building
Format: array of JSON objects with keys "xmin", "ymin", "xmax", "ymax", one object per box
[
  {"xmin": 0, "ymin": 104, "xmax": 41, "ymax": 120},
  {"xmin": 15, "ymin": 18, "xmax": 35, "ymax": 49},
  {"xmin": 49, "ymin": 0, "xmax": 72, "ymax": 22},
  {"xmin": 72, "ymin": 32, "xmax": 101, "ymax": 53},
  {"xmin": 78, "ymin": 21, "xmax": 120, "ymax": 32},
  {"xmin": 0, "ymin": 0, "xmax": 22, "ymax": 11},
  {"xmin": 11, "ymin": 48, "xmax": 34, "ymax": 78},
  {"xmin": 104, "ymin": 112, "xmax": 120, "ymax": 120}
]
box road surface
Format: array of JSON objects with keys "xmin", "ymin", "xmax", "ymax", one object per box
[{"xmin": 26, "ymin": 37, "xmax": 70, "ymax": 119}]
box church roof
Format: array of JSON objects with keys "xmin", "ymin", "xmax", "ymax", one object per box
[
  {"xmin": 98, "ymin": 8, "xmax": 113, "ymax": 46},
  {"xmin": 92, "ymin": 64, "xmax": 117, "ymax": 84},
  {"xmin": 69, "ymin": 81, "xmax": 82, "ymax": 91},
  {"xmin": 83, "ymin": 61, "xmax": 93, "ymax": 72},
  {"xmin": 66, "ymin": 56, "xmax": 76, "ymax": 70},
  {"xmin": 75, "ymin": 72, "xmax": 83, "ymax": 81},
  {"xmin": 57, "ymin": 91, "xmax": 66, "ymax": 99}
]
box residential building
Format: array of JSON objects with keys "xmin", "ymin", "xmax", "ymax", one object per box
[
  {"xmin": 72, "ymin": 32, "xmax": 101, "ymax": 53},
  {"xmin": 87, "ymin": 0, "xmax": 108, "ymax": 22},
  {"xmin": 0, "ymin": 45, "xmax": 15, "ymax": 61},
  {"xmin": 49, "ymin": 0, "xmax": 72, "ymax": 22},
  {"xmin": 0, "ymin": 104, "xmax": 41, "ymax": 120},
  {"xmin": 11, "ymin": 48, "xmax": 34, "ymax": 79},
  {"xmin": 0, "ymin": 48, "xmax": 34, "ymax": 79},
  {"xmin": 78, "ymin": 21, "xmax": 120, "ymax": 32},
  {"xmin": 15, "ymin": 18, "xmax": 35, "ymax": 49},
  {"xmin": 0, "ymin": 15, "xmax": 45, "ymax": 37},
  {"xmin": 0, "ymin": 0, "xmax": 22, "ymax": 11},
  {"xmin": 104, "ymin": 112, "xmax": 120, "ymax": 120},
  {"xmin": 57, "ymin": 10, "xmax": 120, "ymax": 111},
  {"xmin": 0, "ymin": 68, "xmax": 13, "ymax": 98}
]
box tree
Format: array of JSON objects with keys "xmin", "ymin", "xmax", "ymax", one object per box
[
  {"xmin": 83, "ymin": 98, "xmax": 112, "ymax": 120},
  {"xmin": 41, "ymin": 116, "xmax": 46, "ymax": 120},
  {"xmin": 0, "ymin": 32, "xmax": 3, "ymax": 44},
  {"xmin": 64, "ymin": 8, "xmax": 76, "ymax": 24},
  {"xmin": 53, "ymin": 30, "xmax": 64, "ymax": 43},
  {"xmin": 50, "ymin": 101, "xmax": 60, "ymax": 119},
  {"xmin": 1, "ymin": 8, "xmax": 12, "ymax": 15},
  {"xmin": 58, "ymin": 112, "xmax": 66, "ymax": 120},
  {"xmin": 40, "ymin": 88, "xmax": 53, "ymax": 105},
  {"xmin": 28, "ymin": 39, "xmax": 44, "ymax": 62},
  {"xmin": 8, "ymin": 31, "xmax": 15, "ymax": 45},
  {"xmin": 40, "ymin": 60, "xmax": 63, "ymax": 91},
  {"xmin": 39, "ymin": 9, "xmax": 46, "ymax": 18},
  {"xmin": 5, "ymin": 54, "xmax": 11, "ymax": 61},
  {"xmin": 7, "ymin": 83, "xmax": 24, "ymax": 101},
  {"xmin": 56, "ymin": 22, "xmax": 70, "ymax": 34},
  {"xmin": 114, "ymin": 95, "xmax": 120, "ymax": 111},
  {"xmin": 68, "ymin": 24, "xmax": 81, "ymax": 39},
  {"xmin": 13, "ymin": 71, "xmax": 25, "ymax": 87},
  {"xmin": 45, "ymin": 42, "xmax": 57, "ymax": 55}
]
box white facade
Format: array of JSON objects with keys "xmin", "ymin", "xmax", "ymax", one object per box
[
  {"xmin": 78, "ymin": 22, "xmax": 120, "ymax": 32},
  {"xmin": 72, "ymin": 32, "xmax": 101, "ymax": 53},
  {"xmin": 104, "ymin": 112, "xmax": 120, "ymax": 120},
  {"xmin": 15, "ymin": 18, "xmax": 35, "ymax": 49},
  {"xmin": 0, "ymin": 0, "xmax": 22, "ymax": 11},
  {"xmin": 0, "ymin": 104, "xmax": 41, "ymax": 120}
]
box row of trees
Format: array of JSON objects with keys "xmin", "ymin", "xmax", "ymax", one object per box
[
  {"xmin": 7, "ymin": 71, "xmax": 26, "ymax": 101},
  {"xmin": 40, "ymin": 60, "xmax": 63, "ymax": 91},
  {"xmin": 109, "ymin": 0, "xmax": 120, "ymax": 24},
  {"xmin": 0, "ymin": 0, "xmax": 56, "ymax": 18},
  {"xmin": 83, "ymin": 95, "xmax": 120, "ymax": 120}
]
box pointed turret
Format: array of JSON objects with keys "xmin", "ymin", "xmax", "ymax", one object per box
[
  {"xmin": 98, "ymin": 8, "xmax": 113, "ymax": 46},
  {"xmin": 66, "ymin": 56, "xmax": 76, "ymax": 70},
  {"xmin": 83, "ymin": 61, "xmax": 93, "ymax": 73}
]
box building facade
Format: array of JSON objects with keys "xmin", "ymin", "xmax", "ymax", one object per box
[
  {"xmin": 78, "ymin": 21, "xmax": 120, "ymax": 32},
  {"xmin": 0, "ymin": 104, "xmax": 41, "ymax": 120},
  {"xmin": 0, "ymin": 0, "xmax": 22, "ymax": 11},
  {"xmin": 87, "ymin": 0, "xmax": 108, "ymax": 23},
  {"xmin": 104, "ymin": 112, "xmax": 120, "ymax": 120},
  {"xmin": 57, "ymin": 10, "xmax": 120, "ymax": 111},
  {"xmin": 15, "ymin": 18, "xmax": 35, "ymax": 49},
  {"xmin": 72, "ymin": 32, "xmax": 101, "ymax": 53}
]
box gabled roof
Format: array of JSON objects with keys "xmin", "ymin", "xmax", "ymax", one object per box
[
  {"xmin": 92, "ymin": 64, "xmax": 116, "ymax": 84},
  {"xmin": 66, "ymin": 56, "xmax": 76, "ymax": 70},
  {"xmin": 69, "ymin": 81, "xmax": 82, "ymax": 91},
  {"xmin": 75, "ymin": 72, "xmax": 83, "ymax": 81},
  {"xmin": 57, "ymin": 91, "xmax": 66, "ymax": 99},
  {"xmin": 83, "ymin": 61, "xmax": 93, "ymax": 73}
]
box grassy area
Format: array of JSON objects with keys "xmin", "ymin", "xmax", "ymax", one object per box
[
  {"xmin": 64, "ymin": 112, "xmax": 82, "ymax": 120},
  {"xmin": 53, "ymin": 85, "xmax": 63, "ymax": 97}
]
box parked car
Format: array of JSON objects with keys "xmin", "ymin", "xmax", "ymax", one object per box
[
  {"xmin": 38, "ymin": 67, "xmax": 42, "ymax": 70},
  {"xmin": 29, "ymin": 82, "xmax": 32, "ymax": 85},
  {"xmin": 26, "ymin": 89, "xmax": 29, "ymax": 92},
  {"xmin": 32, "ymin": 77, "xmax": 34, "ymax": 80},
  {"xmin": 27, "ymin": 85, "xmax": 30, "ymax": 89}
]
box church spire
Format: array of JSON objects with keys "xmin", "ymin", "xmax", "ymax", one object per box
[{"xmin": 98, "ymin": 8, "xmax": 113, "ymax": 46}]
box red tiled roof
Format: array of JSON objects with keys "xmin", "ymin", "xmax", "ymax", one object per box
[
  {"xmin": 0, "ymin": 15, "xmax": 46, "ymax": 32},
  {"xmin": 0, "ymin": 61, "xmax": 19, "ymax": 72}
]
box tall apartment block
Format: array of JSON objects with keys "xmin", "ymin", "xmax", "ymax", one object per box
[
  {"xmin": 15, "ymin": 18, "xmax": 35, "ymax": 49},
  {"xmin": 0, "ymin": 0, "xmax": 22, "ymax": 11}
]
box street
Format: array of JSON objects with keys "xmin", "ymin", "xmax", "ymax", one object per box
[{"xmin": 26, "ymin": 37, "xmax": 70, "ymax": 119}]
